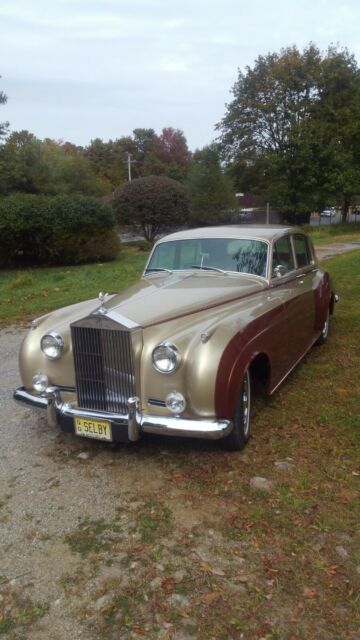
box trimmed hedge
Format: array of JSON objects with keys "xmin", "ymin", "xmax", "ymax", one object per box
[{"xmin": 0, "ymin": 194, "xmax": 120, "ymax": 267}]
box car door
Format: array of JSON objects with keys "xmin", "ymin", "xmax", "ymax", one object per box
[
  {"xmin": 268, "ymin": 235, "xmax": 299, "ymax": 382},
  {"xmin": 291, "ymin": 234, "xmax": 317, "ymax": 352},
  {"xmin": 269, "ymin": 234, "xmax": 318, "ymax": 373}
]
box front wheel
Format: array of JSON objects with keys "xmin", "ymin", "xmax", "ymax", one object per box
[{"xmin": 223, "ymin": 369, "xmax": 251, "ymax": 451}]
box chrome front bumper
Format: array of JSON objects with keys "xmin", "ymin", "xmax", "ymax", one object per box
[{"xmin": 14, "ymin": 386, "xmax": 233, "ymax": 442}]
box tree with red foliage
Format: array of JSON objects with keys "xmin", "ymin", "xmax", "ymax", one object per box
[{"xmin": 152, "ymin": 127, "xmax": 192, "ymax": 181}]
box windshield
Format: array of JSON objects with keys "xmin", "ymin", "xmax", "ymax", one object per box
[{"xmin": 146, "ymin": 237, "xmax": 268, "ymax": 277}]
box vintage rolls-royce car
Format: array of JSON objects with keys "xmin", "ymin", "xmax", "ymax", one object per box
[{"xmin": 14, "ymin": 226, "xmax": 338, "ymax": 450}]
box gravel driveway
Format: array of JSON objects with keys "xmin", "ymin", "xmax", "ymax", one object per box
[
  {"xmin": 0, "ymin": 327, "xmax": 174, "ymax": 640},
  {"xmin": 1, "ymin": 326, "xmax": 228, "ymax": 640}
]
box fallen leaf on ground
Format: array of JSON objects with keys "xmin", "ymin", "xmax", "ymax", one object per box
[
  {"xmin": 131, "ymin": 625, "xmax": 146, "ymax": 636},
  {"xmin": 326, "ymin": 565, "xmax": 338, "ymax": 576},
  {"xmin": 198, "ymin": 560, "xmax": 225, "ymax": 576},
  {"xmin": 201, "ymin": 591, "xmax": 221, "ymax": 606},
  {"xmin": 161, "ymin": 577, "xmax": 175, "ymax": 593}
]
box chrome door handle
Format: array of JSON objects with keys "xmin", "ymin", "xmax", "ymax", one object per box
[{"xmin": 296, "ymin": 273, "xmax": 306, "ymax": 279}]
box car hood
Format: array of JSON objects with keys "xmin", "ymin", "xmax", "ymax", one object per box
[
  {"xmin": 36, "ymin": 272, "xmax": 267, "ymax": 334},
  {"xmin": 103, "ymin": 272, "xmax": 266, "ymax": 327}
]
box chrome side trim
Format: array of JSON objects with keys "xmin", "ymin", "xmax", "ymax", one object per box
[
  {"xmin": 14, "ymin": 386, "xmax": 233, "ymax": 441},
  {"xmin": 270, "ymin": 333, "xmax": 319, "ymax": 395}
]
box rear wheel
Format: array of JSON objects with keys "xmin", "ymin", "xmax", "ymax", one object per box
[
  {"xmin": 223, "ymin": 369, "xmax": 251, "ymax": 451},
  {"xmin": 316, "ymin": 306, "xmax": 330, "ymax": 346}
]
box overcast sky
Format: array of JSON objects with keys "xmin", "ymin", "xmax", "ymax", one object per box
[{"xmin": 1, "ymin": 0, "xmax": 360, "ymax": 150}]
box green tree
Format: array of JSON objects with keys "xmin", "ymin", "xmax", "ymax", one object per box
[
  {"xmin": 0, "ymin": 132, "xmax": 109, "ymax": 196},
  {"xmin": 313, "ymin": 47, "xmax": 360, "ymax": 221},
  {"xmin": 112, "ymin": 175, "xmax": 190, "ymax": 242},
  {"xmin": 0, "ymin": 130, "xmax": 49, "ymax": 194},
  {"xmin": 0, "ymin": 76, "xmax": 9, "ymax": 138},
  {"xmin": 217, "ymin": 45, "xmax": 360, "ymax": 222},
  {"xmin": 187, "ymin": 145, "xmax": 236, "ymax": 224}
]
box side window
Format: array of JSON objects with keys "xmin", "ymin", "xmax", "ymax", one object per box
[
  {"xmin": 272, "ymin": 237, "xmax": 295, "ymax": 276},
  {"xmin": 294, "ymin": 235, "xmax": 310, "ymax": 268}
]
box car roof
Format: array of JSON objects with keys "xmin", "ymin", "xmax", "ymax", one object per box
[{"xmin": 157, "ymin": 225, "xmax": 303, "ymax": 243}]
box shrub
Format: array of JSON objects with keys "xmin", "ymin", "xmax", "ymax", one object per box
[
  {"xmin": 112, "ymin": 175, "xmax": 190, "ymax": 242},
  {"xmin": 0, "ymin": 194, "xmax": 120, "ymax": 267}
]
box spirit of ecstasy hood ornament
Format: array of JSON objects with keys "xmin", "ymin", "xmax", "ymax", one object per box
[{"xmin": 97, "ymin": 291, "xmax": 108, "ymax": 314}]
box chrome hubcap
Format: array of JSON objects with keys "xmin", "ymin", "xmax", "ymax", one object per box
[
  {"xmin": 322, "ymin": 310, "xmax": 329, "ymax": 338},
  {"xmin": 242, "ymin": 371, "xmax": 251, "ymax": 437}
]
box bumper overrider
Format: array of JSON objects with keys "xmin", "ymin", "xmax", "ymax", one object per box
[{"xmin": 13, "ymin": 386, "xmax": 233, "ymax": 443}]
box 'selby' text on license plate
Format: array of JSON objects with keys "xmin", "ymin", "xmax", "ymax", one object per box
[{"xmin": 74, "ymin": 417, "xmax": 112, "ymax": 441}]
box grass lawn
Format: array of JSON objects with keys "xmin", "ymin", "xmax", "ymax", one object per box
[
  {"xmin": 305, "ymin": 221, "xmax": 360, "ymax": 245},
  {"xmin": 0, "ymin": 243, "xmax": 149, "ymax": 327}
]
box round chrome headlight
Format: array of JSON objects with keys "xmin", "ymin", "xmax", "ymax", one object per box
[
  {"xmin": 152, "ymin": 342, "xmax": 181, "ymax": 373},
  {"xmin": 40, "ymin": 332, "xmax": 64, "ymax": 360},
  {"xmin": 165, "ymin": 391, "xmax": 186, "ymax": 414}
]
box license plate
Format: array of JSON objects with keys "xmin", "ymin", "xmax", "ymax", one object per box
[{"xmin": 74, "ymin": 417, "xmax": 112, "ymax": 441}]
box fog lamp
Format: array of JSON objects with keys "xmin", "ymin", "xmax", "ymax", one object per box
[
  {"xmin": 165, "ymin": 391, "xmax": 186, "ymax": 415},
  {"xmin": 33, "ymin": 373, "xmax": 49, "ymax": 394}
]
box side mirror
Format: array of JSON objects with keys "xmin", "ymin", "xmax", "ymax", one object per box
[{"xmin": 273, "ymin": 264, "xmax": 287, "ymax": 278}]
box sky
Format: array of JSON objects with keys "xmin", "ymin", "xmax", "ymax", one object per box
[{"xmin": 1, "ymin": 0, "xmax": 360, "ymax": 151}]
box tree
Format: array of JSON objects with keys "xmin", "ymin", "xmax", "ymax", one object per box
[
  {"xmin": 152, "ymin": 128, "xmax": 192, "ymax": 181},
  {"xmin": 112, "ymin": 175, "xmax": 190, "ymax": 242},
  {"xmin": 313, "ymin": 47, "xmax": 360, "ymax": 221},
  {"xmin": 187, "ymin": 145, "xmax": 237, "ymax": 224},
  {"xmin": 0, "ymin": 76, "xmax": 9, "ymax": 139},
  {"xmin": 0, "ymin": 130, "xmax": 49, "ymax": 194},
  {"xmin": 217, "ymin": 45, "xmax": 360, "ymax": 222},
  {"xmin": 0, "ymin": 132, "xmax": 109, "ymax": 196}
]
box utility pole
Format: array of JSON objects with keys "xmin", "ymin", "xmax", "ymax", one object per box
[
  {"xmin": 124, "ymin": 152, "xmax": 136, "ymax": 181},
  {"xmin": 266, "ymin": 202, "xmax": 270, "ymax": 224}
]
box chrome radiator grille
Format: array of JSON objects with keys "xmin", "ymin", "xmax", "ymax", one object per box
[{"xmin": 71, "ymin": 323, "xmax": 135, "ymax": 413}]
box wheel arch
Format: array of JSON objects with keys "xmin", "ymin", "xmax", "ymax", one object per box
[
  {"xmin": 249, "ymin": 352, "xmax": 271, "ymax": 391},
  {"xmin": 215, "ymin": 341, "xmax": 272, "ymax": 420}
]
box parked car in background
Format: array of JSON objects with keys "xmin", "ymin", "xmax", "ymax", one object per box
[
  {"xmin": 14, "ymin": 226, "xmax": 338, "ymax": 450},
  {"xmin": 320, "ymin": 207, "xmax": 337, "ymax": 217}
]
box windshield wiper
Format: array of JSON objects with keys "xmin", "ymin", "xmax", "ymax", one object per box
[
  {"xmin": 145, "ymin": 267, "xmax": 173, "ymax": 274},
  {"xmin": 190, "ymin": 265, "xmax": 228, "ymax": 274}
]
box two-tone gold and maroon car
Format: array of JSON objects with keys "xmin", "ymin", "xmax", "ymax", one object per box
[{"xmin": 14, "ymin": 225, "xmax": 338, "ymax": 450}]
